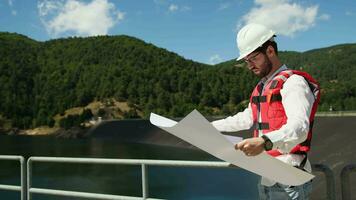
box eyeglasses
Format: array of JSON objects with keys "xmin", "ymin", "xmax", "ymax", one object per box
[{"xmin": 244, "ymin": 52, "xmax": 261, "ymax": 65}]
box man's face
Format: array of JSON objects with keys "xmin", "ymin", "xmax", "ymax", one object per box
[{"xmin": 243, "ymin": 50, "xmax": 272, "ymax": 78}]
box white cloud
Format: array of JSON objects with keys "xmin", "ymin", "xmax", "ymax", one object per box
[
  {"xmin": 8, "ymin": 0, "xmax": 13, "ymax": 7},
  {"xmin": 345, "ymin": 11, "xmax": 354, "ymax": 16},
  {"xmin": 7, "ymin": 0, "xmax": 17, "ymax": 16},
  {"xmin": 318, "ymin": 14, "xmax": 330, "ymax": 20},
  {"xmin": 154, "ymin": 1, "xmax": 190, "ymax": 13},
  {"xmin": 218, "ymin": 2, "xmax": 231, "ymax": 11},
  {"xmin": 153, "ymin": 0, "xmax": 167, "ymax": 6},
  {"xmin": 117, "ymin": 11, "xmax": 125, "ymax": 20},
  {"xmin": 239, "ymin": 0, "xmax": 320, "ymax": 37},
  {"xmin": 38, "ymin": 0, "xmax": 125, "ymax": 38},
  {"xmin": 38, "ymin": 0, "xmax": 62, "ymax": 17},
  {"xmin": 209, "ymin": 54, "xmax": 223, "ymax": 65},
  {"xmin": 169, "ymin": 4, "xmax": 178, "ymax": 12},
  {"xmin": 181, "ymin": 6, "xmax": 192, "ymax": 12},
  {"xmin": 163, "ymin": 3, "xmax": 191, "ymax": 13}
]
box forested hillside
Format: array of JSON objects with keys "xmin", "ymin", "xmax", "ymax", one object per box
[
  {"xmin": 0, "ymin": 32, "xmax": 355, "ymax": 130},
  {"xmin": 216, "ymin": 44, "xmax": 356, "ymax": 112}
]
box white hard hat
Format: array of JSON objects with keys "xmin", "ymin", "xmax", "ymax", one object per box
[{"xmin": 236, "ymin": 23, "xmax": 275, "ymax": 61}]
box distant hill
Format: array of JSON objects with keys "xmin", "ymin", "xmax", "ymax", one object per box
[
  {"xmin": 217, "ymin": 43, "xmax": 356, "ymax": 112},
  {"xmin": 0, "ymin": 32, "xmax": 355, "ymax": 130}
]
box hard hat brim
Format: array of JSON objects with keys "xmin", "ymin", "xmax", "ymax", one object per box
[
  {"xmin": 236, "ymin": 34, "xmax": 276, "ymax": 61},
  {"xmin": 236, "ymin": 51, "xmax": 251, "ymax": 61}
]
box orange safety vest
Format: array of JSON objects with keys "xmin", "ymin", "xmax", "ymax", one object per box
[{"xmin": 250, "ymin": 70, "xmax": 320, "ymax": 157}]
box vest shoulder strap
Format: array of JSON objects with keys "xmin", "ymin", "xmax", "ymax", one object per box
[{"xmin": 270, "ymin": 70, "xmax": 320, "ymax": 99}]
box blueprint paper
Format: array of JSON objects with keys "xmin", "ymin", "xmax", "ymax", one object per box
[
  {"xmin": 223, "ymin": 135, "xmax": 243, "ymax": 145},
  {"xmin": 150, "ymin": 109, "xmax": 314, "ymax": 186}
]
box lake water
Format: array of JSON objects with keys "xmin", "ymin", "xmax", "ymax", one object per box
[
  {"xmin": 0, "ymin": 134, "xmax": 259, "ymax": 200},
  {"xmin": 1, "ymin": 115, "xmax": 355, "ymax": 199}
]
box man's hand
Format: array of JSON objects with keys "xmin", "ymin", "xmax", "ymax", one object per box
[{"xmin": 235, "ymin": 137, "xmax": 265, "ymax": 156}]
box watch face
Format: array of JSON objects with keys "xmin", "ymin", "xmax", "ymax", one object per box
[
  {"xmin": 265, "ymin": 140, "xmax": 273, "ymax": 151},
  {"xmin": 262, "ymin": 135, "xmax": 273, "ymax": 151}
]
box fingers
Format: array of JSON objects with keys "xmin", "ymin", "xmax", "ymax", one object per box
[
  {"xmin": 236, "ymin": 140, "xmax": 249, "ymax": 150},
  {"xmin": 235, "ymin": 139, "xmax": 263, "ymax": 156},
  {"xmin": 235, "ymin": 140, "xmax": 244, "ymax": 150},
  {"xmin": 235, "ymin": 140, "xmax": 250, "ymax": 156}
]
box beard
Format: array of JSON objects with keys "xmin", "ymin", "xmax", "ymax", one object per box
[{"xmin": 257, "ymin": 55, "xmax": 273, "ymax": 78}]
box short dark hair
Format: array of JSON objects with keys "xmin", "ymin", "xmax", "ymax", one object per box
[{"xmin": 254, "ymin": 40, "xmax": 278, "ymax": 55}]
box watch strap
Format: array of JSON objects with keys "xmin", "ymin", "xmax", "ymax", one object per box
[{"xmin": 261, "ymin": 135, "xmax": 273, "ymax": 151}]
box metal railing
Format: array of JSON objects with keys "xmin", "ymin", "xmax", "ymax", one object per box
[
  {"xmin": 312, "ymin": 164, "xmax": 336, "ymax": 200},
  {"xmin": 0, "ymin": 155, "xmax": 341, "ymax": 200},
  {"xmin": 341, "ymin": 164, "xmax": 356, "ymax": 200},
  {"xmin": 0, "ymin": 155, "xmax": 26, "ymax": 200},
  {"xmin": 27, "ymin": 157, "xmax": 231, "ymax": 200}
]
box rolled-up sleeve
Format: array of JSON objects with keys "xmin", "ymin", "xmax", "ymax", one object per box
[
  {"xmin": 211, "ymin": 103, "xmax": 254, "ymax": 132},
  {"xmin": 266, "ymin": 75, "xmax": 315, "ymax": 153}
]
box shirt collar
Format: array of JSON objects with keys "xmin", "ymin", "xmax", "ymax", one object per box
[{"xmin": 260, "ymin": 64, "xmax": 288, "ymax": 85}]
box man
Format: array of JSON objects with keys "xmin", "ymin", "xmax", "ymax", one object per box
[{"xmin": 212, "ymin": 23, "xmax": 320, "ymax": 199}]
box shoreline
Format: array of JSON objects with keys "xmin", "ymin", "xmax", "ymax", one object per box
[{"xmin": 2, "ymin": 111, "xmax": 356, "ymax": 137}]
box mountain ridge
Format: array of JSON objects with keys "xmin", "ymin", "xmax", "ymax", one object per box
[{"xmin": 0, "ymin": 32, "xmax": 355, "ymax": 130}]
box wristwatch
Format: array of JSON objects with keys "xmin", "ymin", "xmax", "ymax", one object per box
[{"xmin": 261, "ymin": 135, "xmax": 273, "ymax": 151}]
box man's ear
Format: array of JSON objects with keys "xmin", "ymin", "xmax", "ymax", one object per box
[{"xmin": 266, "ymin": 45, "xmax": 276, "ymax": 58}]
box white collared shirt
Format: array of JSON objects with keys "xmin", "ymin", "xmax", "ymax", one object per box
[{"xmin": 212, "ymin": 65, "xmax": 315, "ymax": 186}]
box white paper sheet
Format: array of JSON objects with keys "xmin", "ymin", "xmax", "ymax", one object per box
[
  {"xmin": 150, "ymin": 109, "xmax": 314, "ymax": 186},
  {"xmin": 223, "ymin": 134, "xmax": 243, "ymax": 145}
]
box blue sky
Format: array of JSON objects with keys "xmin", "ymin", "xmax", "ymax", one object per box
[{"xmin": 1, "ymin": 0, "xmax": 356, "ymax": 64}]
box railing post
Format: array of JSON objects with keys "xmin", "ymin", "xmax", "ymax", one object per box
[
  {"xmin": 341, "ymin": 164, "xmax": 356, "ymax": 200},
  {"xmin": 141, "ymin": 164, "xmax": 148, "ymax": 199},
  {"xmin": 312, "ymin": 164, "xmax": 336, "ymax": 200},
  {"xmin": 0, "ymin": 155, "xmax": 25, "ymax": 198},
  {"xmin": 20, "ymin": 156, "xmax": 27, "ymax": 200},
  {"xmin": 27, "ymin": 158, "xmax": 32, "ymax": 200}
]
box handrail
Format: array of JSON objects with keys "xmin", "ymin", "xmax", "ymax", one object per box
[
  {"xmin": 27, "ymin": 157, "xmax": 231, "ymax": 167},
  {"xmin": 340, "ymin": 164, "xmax": 356, "ymax": 200},
  {"xmin": 0, "ymin": 155, "xmax": 342, "ymax": 200},
  {"xmin": 0, "ymin": 155, "xmax": 26, "ymax": 200},
  {"xmin": 27, "ymin": 157, "xmax": 231, "ymax": 200}
]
